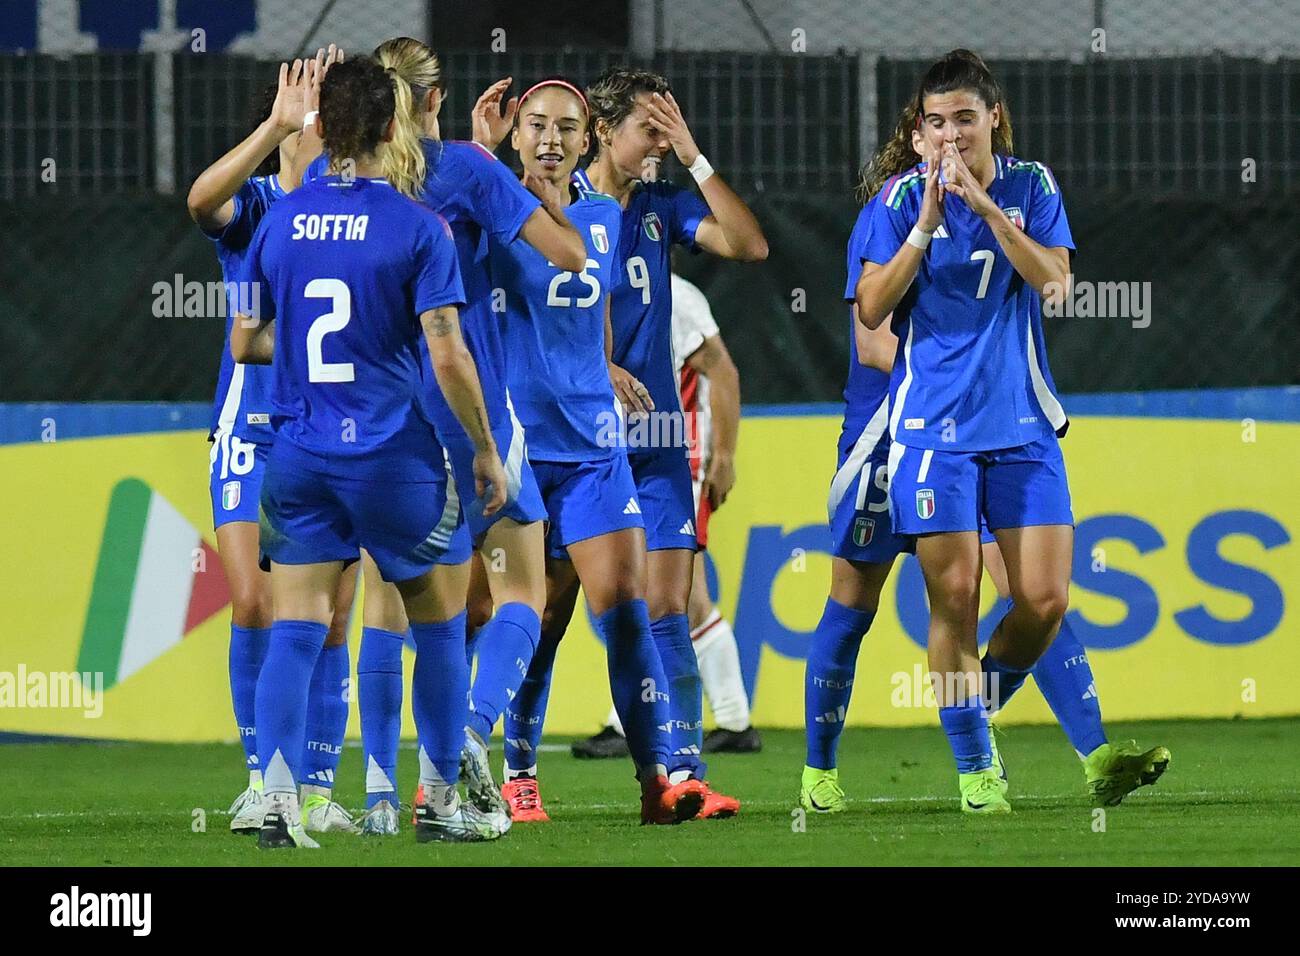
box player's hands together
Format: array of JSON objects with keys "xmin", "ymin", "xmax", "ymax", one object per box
[
  {"xmin": 941, "ymin": 142, "xmax": 998, "ymax": 219},
  {"xmin": 472, "ymin": 78, "xmax": 518, "ymax": 152},
  {"xmin": 610, "ymin": 363, "xmax": 655, "ymax": 416},
  {"xmin": 473, "ymin": 448, "xmax": 509, "ymax": 517},
  {"xmin": 702, "ymin": 452, "xmax": 736, "ymax": 510},
  {"xmin": 644, "ymin": 91, "xmax": 701, "ymax": 167},
  {"xmin": 916, "ymin": 146, "xmax": 945, "ymax": 234}
]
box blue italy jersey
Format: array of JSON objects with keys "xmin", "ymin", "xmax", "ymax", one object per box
[
  {"xmin": 864, "ymin": 155, "xmax": 1074, "ymax": 452},
  {"xmin": 306, "ymin": 140, "xmax": 539, "ymax": 438},
  {"xmin": 242, "ymin": 175, "xmax": 465, "ymax": 480},
  {"xmin": 842, "ymin": 197, "xmax": 892, "ymax": 441},
  {"xmin": 573, "ymin": 169, "xmax": 710, "ymax": 442},
  {"xmin": 203, "ymin": 174, "xmax": 282, "ymax": 444},
  {"xmin": 493, "ymin": 186, "xmax": 624, "ymax": 461}
]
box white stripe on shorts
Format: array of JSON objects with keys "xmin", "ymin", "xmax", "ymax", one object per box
[
  {"xmin": 827, "ymin": 395, "xmax": 889, "ymax": 522},
  {"xmin": 917, "ymin": 448, "xmax": 934, "ymax": 484}
]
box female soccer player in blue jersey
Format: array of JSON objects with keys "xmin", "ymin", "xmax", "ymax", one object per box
[
  {"xmin": 801, "ymin": 95, "xmax": 1169, "ymax": 813},
  {"xmin": 497, "ymin": 68, "xmax": 766, "ymax": 819},
  {"xmin": 854, "ymin": 50, "xmax": 1081, "ymax": 814},
  {"xmin": 579, "ymin": 69, "xmax": 766, "ymax": 817},
  {"xmin": 186, "ymin": 49, "xmax": 362, "ymax": 835},
  {"xmin": 291, "ymin": 37, "xmax": 589, "ymax": 832},
  {"xmin": 231, "ymin": 55, "xmax": 511, "ymax": 848},
  {"xmin": 466, "ymin": 76, "xmax": 708, "ymax": 824}
]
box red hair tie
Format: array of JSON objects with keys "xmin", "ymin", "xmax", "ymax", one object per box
[{"xmin": 518, "ymin": 79, "xmax": 589, "ymax": 118}]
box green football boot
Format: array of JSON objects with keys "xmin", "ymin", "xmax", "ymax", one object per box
[
  {"xmin": 800, "ymin": 765, "xmax": 847, "ymax": 814},
  {"xmin": 1084, "ymin": 740, "xmax": 1172, "ymax": 806},
  {"xmin": 959, "ymin": 768, "xmax": 1012, "ymax": 815},
  {"xmin": 989, "ymin": 724, "xmax": 1009, "ymax": 795}
]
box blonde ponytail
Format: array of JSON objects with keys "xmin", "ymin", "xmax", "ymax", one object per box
[{"xmin": 373, "ymin": 37, "xmax": 443, "ymax": 200}]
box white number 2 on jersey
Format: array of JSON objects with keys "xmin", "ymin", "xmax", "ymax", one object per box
[
  {"xmin": 304, "ymin": 278, "xmax": 355, "ymax": 383},
  {"xmin": 546, "ymin": 258, "xmax": 602, "ymax": 308},
  {"xmin": 970, "ymin": 249, "xmax": 995, "ymax": 300},
  {"xmin": 626, "ymin": 255, "xmax": 650, "ymax": 305}
]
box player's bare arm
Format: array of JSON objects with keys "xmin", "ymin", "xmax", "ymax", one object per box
[
  {"xmin": 852, "ymin": 305, "xmax": 898, "ymax": 374},
  {"xmin": 643, "ymin": 91, "xmax": 768, "ymax": 262},
  {"xmin": 420, "ymin": 306, "xmax": 507, "ymax": 515},
  {"xmin": 855, "ymin": 148, "xmax": 942, "ymax": 329},
  {"xmin": 687, "ymin": 334, "xmax": 740, "ymax": 509},
  {"xmin": 606, "ymin": 298, "xmax": 653, "ymax": 414},
  {"xmin": 519, "ymin": 185, "xmax": 587, "ymax": 272},
  {"xmin": 229, "ymin": 314, "xmax": 275, "ymax": 365},
  {"xmin": 187, "ymin": 58, "xmax": 311, "ymax": 230}
]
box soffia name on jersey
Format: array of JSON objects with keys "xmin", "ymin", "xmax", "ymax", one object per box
[{"xmin": 289, "ymin": 213, "xmax": 370, "ymax": 241}]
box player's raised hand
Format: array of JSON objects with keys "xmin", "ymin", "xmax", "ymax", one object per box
[
  {"xmin": 472, "ymin": 77, "xmax": 518, "ymax": 152},
  {"xmin": 269, "ymin": 59, "xmax": 308, "ymax": 136},
  {"xmin": 305, "ymin": 44, "xmax": 343, "ymax": 116},
  {"xmin": 609, "ymin": 363, "xmax": 655, "ymax": 416},
  {"xmin": 916, "ymin": 146, "xmax": 945, "ymax": 234},
  {"xmin": 942, "ymin": 142, "xmax": 998, "ymax": 219},
  {"xmin": 644, "ymin": 91, "xmax": 701, "ymax": 166},
  {"xmin": 473, "ymin": 448, "xmax": 509, "ymax": 517}
]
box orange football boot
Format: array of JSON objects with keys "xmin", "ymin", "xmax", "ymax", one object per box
[{"xmin": 502, "ymin": 776, "xmax": 551, "ymax": 822}]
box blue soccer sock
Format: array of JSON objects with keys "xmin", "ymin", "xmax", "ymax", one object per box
[
  {"xmin": 254, "ymin": 619, "xmax": 327, "ymax": 796},
  {"xmin": 651, "ymin": 613, "xmax": 704, "ymax": 782},
  {"xmin": 409, "ymin": 613, "xmax": 470, "ymax": 787},
  {"xmin": 1032, "ymin": 613, "xmax": 1107, "ymax": 757},
  {"xmin": 468, "ymin": 602, "xmax": 540, "ymax": 744},
  {"xmin": 465, "ymin": 619, "xmax": 482, "ymax": 668},
  {"xmin": 805, "ymin": 598, "xmax": 876, "ymax": 770},
  {"xmin": 504, "ymin": 627, "xmax": 560, "ymax": 776},
  {"xmin": 938, "ymin": 700, "xmax": 993, "ymax": 774},
  {"xmin": 229, "ymin": 624, "xmax": 270, "ymax": 775},
  {"xmin": 300, "ymin": 642, "xmax": 349, "ymax": 792},
  {"xmin": 358, "ymin": 626, "xmax": 405, "ymax": 808},
  {"xmin": 982, "ymin": 597, "xmax": 1034, "ymax": 713},
  {"xmin": 977, "ymin": 598, "xmax": 1040, "ymax": 717},
  {"xmin": 601, "ymin": 599, "xmax": 669, "ymax": 777}
]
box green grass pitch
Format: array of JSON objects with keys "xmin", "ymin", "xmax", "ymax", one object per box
[{"xmin": 3, "ymin": 718, "xmax": 1297, "ymax": 866}]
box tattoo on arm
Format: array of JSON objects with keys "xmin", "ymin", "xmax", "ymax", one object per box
[{"xmin": 429, "ymin": 312, "xmax": 454, "ymax": 337}]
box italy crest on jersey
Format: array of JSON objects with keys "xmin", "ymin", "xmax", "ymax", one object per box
[
  {"xmin": 915, "ymin": 488, "xmax": 935, "ymax": 520},
  {"xmin": 222, "ymin": 480, "xmax": 241, "ymax": 511},
  {"xmin": 852, "ymin": 516, "xmax": 875, "ymax": 547},
  {"xmin": 642, "ymin": 211, "xmax": 662, "ymax": 242},
  {"xmin": 590, "ymin": 223, "xmax": 609, "ymax": 254},
  {"xmin": 1003, "ymin": 206, "xmax": 1025, "ymax": 230}
]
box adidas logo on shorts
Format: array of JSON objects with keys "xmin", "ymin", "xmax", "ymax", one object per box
[
  {"xmin": 623, "ymin": 498, "xmax": 641, "ymax": 515},
  {"xmin": 679, "ymin": 519, "xmax": 695, "ymax": 536}
]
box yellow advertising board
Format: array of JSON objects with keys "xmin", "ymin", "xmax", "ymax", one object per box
[{"xmin": 0, "ymin": 396, "xmax": 1295, "ymax": 743}]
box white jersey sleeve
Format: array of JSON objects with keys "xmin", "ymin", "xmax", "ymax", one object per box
[{"xmin": 670, "ymin": 274, "xmax": 721, "ymax": 374}]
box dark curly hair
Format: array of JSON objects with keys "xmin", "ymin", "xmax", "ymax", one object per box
[
  {"xmin": 586, "ymin": 66, "xmax": 669, "ymax": 146},
  {"xmin": 319, "ymin": 56, "xmax": 396, "ymax": 170}
]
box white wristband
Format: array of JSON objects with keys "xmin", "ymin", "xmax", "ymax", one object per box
[
  {"xmin": 688, "ymin": 153, "xmax": 715, "ymax": 184},
  {"xmin": 302, "ymin": 111, "xmax": 319, "ymax": 133},
  {"xmin": 906, "ymin": 225, "xmax": 934, "ymax": 250}
]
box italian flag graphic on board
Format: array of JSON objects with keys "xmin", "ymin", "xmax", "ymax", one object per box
[{"xmin": 78, "ymin": 479, "xmax": 230, "ymax": 689}]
